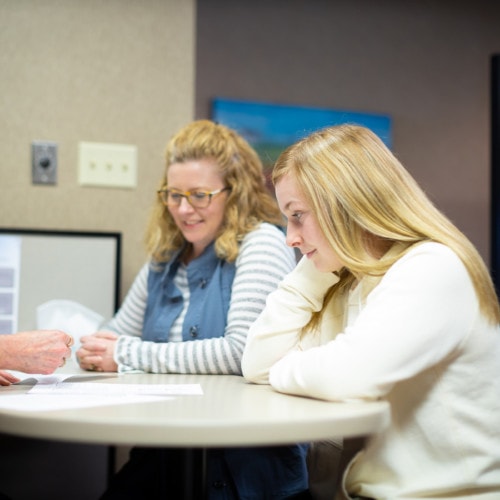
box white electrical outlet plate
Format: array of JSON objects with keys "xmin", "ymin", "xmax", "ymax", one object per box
[{"xmin": 78, "ymin": 142, "xmax": 137, "ymax": 188}]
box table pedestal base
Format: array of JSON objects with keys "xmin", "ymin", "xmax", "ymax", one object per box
[{"xmin": 182, "ymin": 448, "xmax": 207, "ymax": 500}]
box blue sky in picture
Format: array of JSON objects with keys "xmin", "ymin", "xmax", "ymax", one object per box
[{"xmin": 212, "ymin": 97, "xmax": 392, "ymax": 169}]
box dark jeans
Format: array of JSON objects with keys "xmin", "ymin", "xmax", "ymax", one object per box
[{"xmin": 101, "ymin": 447, "xmax": 311, "ymax": 500}]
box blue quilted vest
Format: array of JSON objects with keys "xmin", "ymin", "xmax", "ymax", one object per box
[{"xmin": 142, "ymin": 243, "xmax": 236, "ymax": 342}]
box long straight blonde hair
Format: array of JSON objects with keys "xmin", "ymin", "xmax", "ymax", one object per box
[{"xmin": 273, "ymin": 124, "xmax": 500, "ymax": 325}]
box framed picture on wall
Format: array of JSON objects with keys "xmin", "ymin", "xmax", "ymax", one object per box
[{"xmin": 212, "ymin": 97, "xmax": 392, "ymax": 186}]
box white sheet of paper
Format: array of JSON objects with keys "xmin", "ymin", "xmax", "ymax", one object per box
[
  {"xmin": 0, "ymin": 393, "xmax": 170, "ymax": 412},
  {"xmin": 0, "ymin": 374, "xmax": 203, "ymax": 412},
  {"xmin": 11, "ymin": 372, "xmax": 79, "ymax": 384},
  {"xmin": 28, "ymin": 382, "xmax": 203, "ymax": 396}
]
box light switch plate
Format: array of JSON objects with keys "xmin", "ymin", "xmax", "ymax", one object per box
[
  {"xmin": 78, "ymin": 142, "xmax": 137, "ymax": 188},
  {"xmin": 32, "ymin": 141, "xmax": 57, "ymax": 185}
]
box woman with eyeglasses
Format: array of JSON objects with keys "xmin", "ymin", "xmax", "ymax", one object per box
[{"xmin": 77, "ymin": 120, "xmax": 310, "ymax": 499}]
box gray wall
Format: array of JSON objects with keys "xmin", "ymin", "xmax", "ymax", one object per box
[{"xmin": 196, "ymin": 0, "xmax": 500, "ymax": 264}]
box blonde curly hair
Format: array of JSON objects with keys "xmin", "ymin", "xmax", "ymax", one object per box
[{"xmin": 145, "ymin": 120, "xmax": 284, "ymax": 263}]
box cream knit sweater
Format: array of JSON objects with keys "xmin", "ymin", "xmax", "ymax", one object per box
[{"xmin": 243, "ymin": 242, "xmax": 500, "ymax": 499}]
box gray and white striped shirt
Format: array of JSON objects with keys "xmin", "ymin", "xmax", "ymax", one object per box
[{"xmin": 106, "ymin": 223, "xmax": 296, "ymax": 374}]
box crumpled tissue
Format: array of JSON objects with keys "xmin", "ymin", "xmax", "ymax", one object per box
[{"xmin": 36, "ymin": 299, "xmax": 105, "ymax": 353}]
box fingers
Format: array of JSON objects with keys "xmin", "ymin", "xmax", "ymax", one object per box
[
  {"xmin": 57, "ymin": 334, "xmax": 72, "ymax": 370},
  {"xmin": 0, "ymin": 377, "xmax": 12, "ymax": 387},
  {"xmin": 79, "ymin": 338, "xmax": 110, "ymax": 353},
  {"xmin": 78, "ymin": 355, "xmax": 103, "ymax": 372},
  {"xmin": 76, "ymin": 332, "xmax": 118, "ymax": 373},
  {"xmin": 93, "ymin": 331, "xmax": 119, "ymax": 340},
  {"xmin": 0, "ymin": 370, "xmax": 21, "ymax": 386},
  {"xmin": 81, "ymin": 331, "xmax": 117, "ymax": 343}
]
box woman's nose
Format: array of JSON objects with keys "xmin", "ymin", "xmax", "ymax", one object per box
[
  {"xmin": 177, "ymin": 196, "xmax": 194, "ymax": 212},
  {"xmin": 285, "ymin": 226, "xmax": 301, "ymax": 248}
]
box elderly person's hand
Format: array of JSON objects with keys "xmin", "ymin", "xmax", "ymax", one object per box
[
  {"xmin": 77, "ymin": 331, "xmax": 119, "ymax": 372},
  {"xmin": 0, "ymin": 330, "xmax": 73, "ymax": 378}
]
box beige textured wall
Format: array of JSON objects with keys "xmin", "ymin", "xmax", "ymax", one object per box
[{"xmin": 0, "ymin": 0, "xmax": 195, "ymax": 299}]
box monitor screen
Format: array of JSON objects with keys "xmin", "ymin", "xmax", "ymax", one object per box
[{"xmin": 0, "ymin": 228, "xmax": 120, "ymax": 335}]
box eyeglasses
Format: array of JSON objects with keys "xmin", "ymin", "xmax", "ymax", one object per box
[{"xmin": 157, "ymin": 187, "xmax": 230, "ymax": 208}]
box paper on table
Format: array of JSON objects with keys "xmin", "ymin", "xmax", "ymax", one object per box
[
  {"xmin": 7, "ymin": 371, "xmax": 109, "ymax": 387},
  {"xmin": 10, "ymin": 372, "xmax": 81, "ymax": 384},
  {"xmin": 0, "ymin": 375, "xmax": 203, "ymax": 412},
  {"xmin": 0, "ymin": 394, "xmax": 169, "ymax": 412},
  {"xmin": 28, "ymin": 382, "xmax": 203, "ymax": 396}
]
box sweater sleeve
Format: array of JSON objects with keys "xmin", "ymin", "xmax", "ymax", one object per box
[
  {"xmin": 242, "ymin": 255, "xmax": 340, "ymax": 384},
  {"xmin": 115, "ymin": 223, "xmax": 297, "ymax": 374},
  {"xmin": 268, "ymin": 243, "xmax": 479, "ymax": 401}
]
